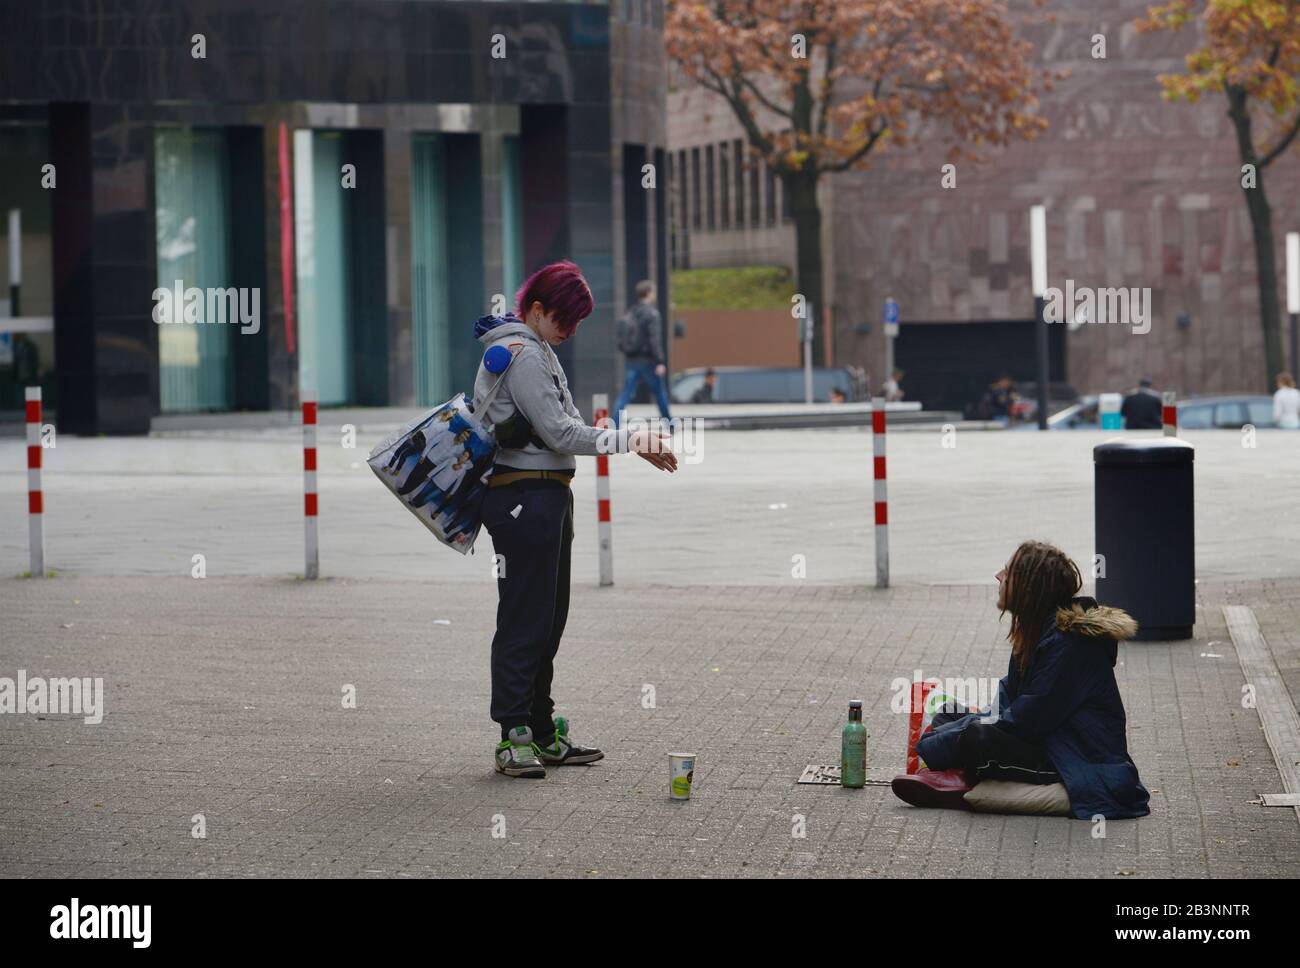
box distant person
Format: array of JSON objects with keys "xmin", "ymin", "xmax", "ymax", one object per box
[
  {"xmin": 1120, "ymin": 379, "xmax": 1162, "ymax": 429},
  {"xmin": 829, "ymin": 387, "xmax": 847, "ymax": 404},
  {"xmin": 883, "ymin": 369, "xmax": 904, "ymax": 402},
  {"xmin": 613, "ymin": 280, "xmax": 671, "ymax": 427},
  {"xmin": 1274, "ymin": 372, "xmax": 1300, "ymax": 429},
  {"xmin": 691, "ymin": 368, "xmax": 717, "ymax": 404},
  {"xmin": 981, "ymin": 374, "xmax": 1018, "ymax": 425},
  {"xmin": 13, "ymin": 333, "xmax": 40, "ymax": 386}
]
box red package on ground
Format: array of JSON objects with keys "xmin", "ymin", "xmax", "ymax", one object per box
[
  {"xmin": 906, "ymin": 680, "xmax": 964, "ymax": 773},
  {"xmin": 906, "ymin": 680, "xmax": 934, "ymax": 774}
]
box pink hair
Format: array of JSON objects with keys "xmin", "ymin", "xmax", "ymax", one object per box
[{"xmin": 514, "ymin": 260, "xmax": 594, "ymax": 336}]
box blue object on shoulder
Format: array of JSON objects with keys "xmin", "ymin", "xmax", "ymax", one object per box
[{"xmin": 483, "ymin": 344, "xmax": 512, "ymax": 374}]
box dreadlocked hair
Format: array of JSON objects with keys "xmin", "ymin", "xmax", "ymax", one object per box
[{"xmin": 1002, "ymin": 540, "xmax": 1082, "ymax": 675}]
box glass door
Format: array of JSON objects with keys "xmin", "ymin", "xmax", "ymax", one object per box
[
  {"xmin": 154, "ymin": 127, "xmax": 233, "ymax": 412},
  {"xmin": 294, "ymin": 130, "xmax": 353, "ymax": 406}
]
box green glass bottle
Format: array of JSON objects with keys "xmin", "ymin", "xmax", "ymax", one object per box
[{"xmin": 841, "ymin": 700, "xmax": 867, "ymax": 788}]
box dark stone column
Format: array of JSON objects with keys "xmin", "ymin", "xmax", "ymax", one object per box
[
  {"xmin": 518, "ymin": 97, "xmax": 617, "ymax": 412},
  {"xmin": 345, "ymin": 129, "xmax": 388, "ymax": 405},
  {"xmin": 50, "ymin": 102, "xmax": 155, "ymax": 435},
  {"xmin": 519, "ymin": 104, "xmax": 576, "ymax": 380},
  {"xmin": 49, "ymin": 102, "xmax": 95, "ymax": 433},
  {"xmin": 228, "ymin": 125, "xmax": 269, "ymax": 411},
  {"xmin": 622, "ymin": 143, "xmax": 649, "ymax": 293},
  {"xmin": 519, "ymin": 105, "xmax": 571, "ymax": 271},
  {"xmin": 566, "ymin": 11, "xmax": 616, "ymax": 409},
  {"xmin": 653, "ymin": 145, "xmax": 669, "ymax": 368}
]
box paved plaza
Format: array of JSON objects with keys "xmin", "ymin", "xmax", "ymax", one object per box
[
  {"xmin": 1, "ymin": 424, "xmax": 1298, "ymax": 877},
  {"xmin": 2, "ymin": 422, "xmax": 1297, "ymax": 586}
]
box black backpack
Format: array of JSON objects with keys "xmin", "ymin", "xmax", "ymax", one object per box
[{"xmin": 617, "ymin": 306, "xmax": 648, "ymax": 356}]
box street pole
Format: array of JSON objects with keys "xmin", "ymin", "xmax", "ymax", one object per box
[
  {"xmin": 804, "ymin": 301, "xmax": 814, "ymax": 404},
  {"xmin": 1035, "ymin": 294, "xmax": 1048, "ymax": 428},
  {"xmin": 7, "ymin": 208, "xmax": 20, "ymax": 316},
  {"xmin": 883, "ymin": 297, "xmax": 900, "ymax": 400},
  {"xmin": 1287, "ymin": 232, "xmax": 1299, "ymax": 376},
  {"xmin": 1031, "ymin": 205, "xmax": 1049, "ymax": 430},
  {"xmin": 885, "ymin": 333, "xmax": 894, "ymax": 393}
]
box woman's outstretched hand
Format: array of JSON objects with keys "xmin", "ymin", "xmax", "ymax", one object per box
[{"xmin": 630, "ymin": 430, "xmax": 678, "ymax": 472}]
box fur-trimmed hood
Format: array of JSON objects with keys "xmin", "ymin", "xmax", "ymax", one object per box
[{"xmin": 1055, "ymin": 600, "xmax": 1138, "ymax": 641}]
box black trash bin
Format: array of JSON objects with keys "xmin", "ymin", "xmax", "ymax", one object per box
[{"xmin": 1094, "ymin": 438, "xmax": 1195, "ymax": 640}]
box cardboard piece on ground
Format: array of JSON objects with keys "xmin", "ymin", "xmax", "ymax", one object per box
[{"xmin": 798, "ymin": 764, "xmax": 891, "ymax": 787}]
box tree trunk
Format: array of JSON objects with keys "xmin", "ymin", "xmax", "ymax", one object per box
[
  {"xmin": 1240, "ymin": 177, "xmax": 1287, "ymax": 390},
  {"xmin": 1228, "ymin": 87, "xmax": 1287, "ymax": 391},
  {"xmin": 786, "ymin": 168, "xmax": 825, "ymax": 367}
]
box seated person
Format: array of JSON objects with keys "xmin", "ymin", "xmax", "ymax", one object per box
[
  {"xmin": 891, "ymin": 540, "xmax": 1150, "ymax": 820},
  {"xmin": 691, "ymin": 368, "xmax": 717, "ymax": 404}
]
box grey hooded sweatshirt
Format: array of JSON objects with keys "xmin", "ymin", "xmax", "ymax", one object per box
[{"xmin": 472, "ymin": 314, "xmax": 631, "ymax": 471}]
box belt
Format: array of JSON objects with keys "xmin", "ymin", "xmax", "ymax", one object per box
[{"xmin": 489, "ymin": 470, "xmax": 573, "ymax": 488}]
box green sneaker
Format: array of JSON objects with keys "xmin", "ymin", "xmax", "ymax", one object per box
[
  {"xmin": 536, "ymin": 715, "xmax": 604, "ymax": 766},
  {"xmin": 495, "ymin": 725, "xmax": 546, "ymax": 779}
]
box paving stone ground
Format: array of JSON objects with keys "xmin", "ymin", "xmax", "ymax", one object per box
[
  {"xmin": 2, "ymin": 575, "xmax": 1296, "ymax": 878},
  {"xmin": 2, "ymin": 426, "xmax": 1298, "ymax": 586}
]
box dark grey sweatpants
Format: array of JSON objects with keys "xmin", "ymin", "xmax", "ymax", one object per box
[
  {"xmin": 929, "ymin": 707, "xmax": 1062, "ymax": 784},
  {"xmin": 482, "ymin": 479, "xmax": 573, "ymax": 745}
]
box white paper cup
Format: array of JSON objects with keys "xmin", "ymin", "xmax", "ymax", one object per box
[{"xmin": 669, "ymin": 753, "xmax": 695, "ymax": 801}]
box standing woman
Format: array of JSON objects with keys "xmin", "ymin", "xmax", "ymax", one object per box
[
  {"xmin": 472, "ymin": 261, "xmax": 677, "ymax": 778},
  {"xmin": 1273, "ymin": 372, "xmax": 1300, "ymax": 429}
]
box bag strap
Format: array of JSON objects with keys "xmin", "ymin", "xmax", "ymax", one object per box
[{"xmin": 475, "ymin": 340, "xmax": 528, "ymax": 424}]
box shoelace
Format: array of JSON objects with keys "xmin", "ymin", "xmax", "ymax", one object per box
[{"xmin": 501, "ymin": 741, "xmax": 543, "ymax": 762}]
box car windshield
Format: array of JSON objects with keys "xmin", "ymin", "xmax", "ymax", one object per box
[
  {"xmin": 671, "ymin": 373, "xmax": 705, "ymax": 404},
  {"xmin": 1246, "ymin": 400, "xmax": 1275, "ymax": 427},
  {"xmin": 726, "ymin": 371, "xmax": 796, "ymax": 402},
  {"xmin": 1214, "ymin": 403, "xmax": 1244, "ymax": 428}
]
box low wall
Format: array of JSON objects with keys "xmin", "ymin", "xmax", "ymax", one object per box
[{"xmin": 670, "ymin": 308, "xmax": 800, "ymax": 369}]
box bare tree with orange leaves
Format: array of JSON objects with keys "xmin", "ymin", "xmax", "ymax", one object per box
[
  {"xmin": 665, "ymin": 0, "xmax": 1056, "ymax": 366},
  {"xmin": 1139, "ymin": 0, "xmax": 1300, "ymax": 388}
]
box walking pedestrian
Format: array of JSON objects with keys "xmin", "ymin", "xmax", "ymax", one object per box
[{"xmin": 613, "ymin": 280, "xmax": 672, "ymax": 427}]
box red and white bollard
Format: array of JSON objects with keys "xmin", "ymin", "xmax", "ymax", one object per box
[
  {"xmin": 872, "ymin": 396, "xmax": 889, "ymax": 589},
  {"xmin": 593, "ymin": 393, "xmax": 613, "ymax": 587},
  {"xmin": 25, "ymin": 386, "xmax": 44, "ymax": 577},
  {"xmin": 303, "ymin": 398, "xmax": 319, "ymax": 579},
  {"xmin": 1162, "ymin": 391, "xmax": 1177, "ymax": 437}
]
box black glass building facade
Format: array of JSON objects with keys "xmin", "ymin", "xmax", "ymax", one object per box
[{"xmin": 0, "ymin": 0, "xmax": 668, "ymax": 433}]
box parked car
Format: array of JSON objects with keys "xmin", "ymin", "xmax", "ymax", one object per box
[
  {"xmin": 1008, "ymin": 394, "xmax": 1095, "ymax": 430},
  {"xmin": 670, "ymin": 366, "xmax": 859, "ymax": 404},
  {"xmin": 1026, "ymin": 393, "xmax": 1276, "ymax": 430},
  {"xmin": 1177, "ymin": 395, "xmax": 1276, "ymax": 429},
  {"xmin": 1047, "ymin": 395, "xmax": 1100, "ymax": 429}
]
